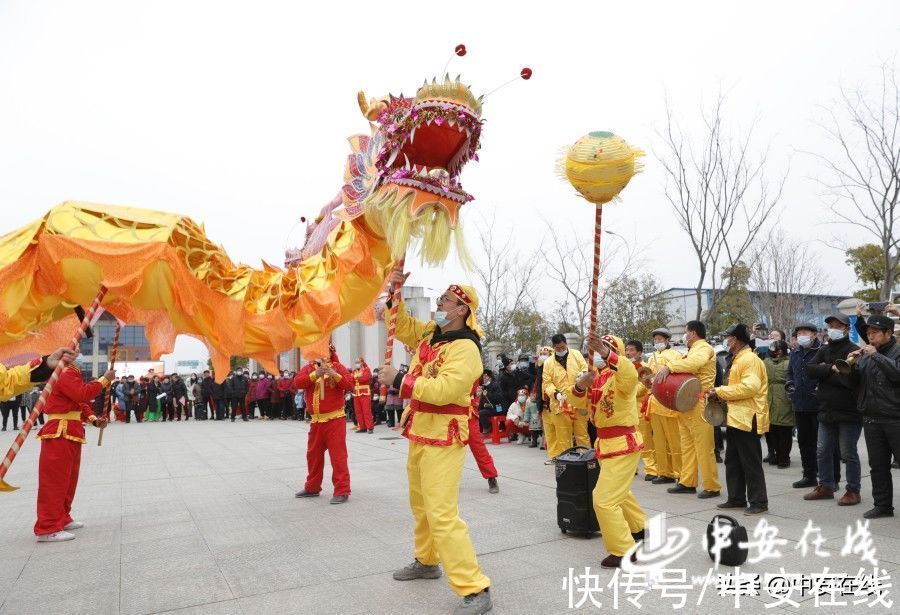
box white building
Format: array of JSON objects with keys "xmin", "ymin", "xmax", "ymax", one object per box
[
  {"xmin": 656, "ymin": 287, "xmax": 850, "ymax": 335},
  {"xmin": 264, "ymin": 285, "xmax": 434, "ymax": 373}
]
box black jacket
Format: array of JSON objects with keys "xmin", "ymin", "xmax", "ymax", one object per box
[
  {"xmin": 787, "ymin": 341, "xmax": 822, "ymax": 413},
  {"xmin": 478, "ymin": 380, "xmax": 503, "ymax": 412},
  {"xmin": 498, "ymin": 369, "xmax": 520, "ymax": 408},
  {"xmin": 201, "ymin": 376, "xmax": 214, "ymax": 400},
  {"xmin": 805, "ymin": 336, "xmax": 860, "ymax": 423},
  {"xmin": 854, "ymin": 337, "xmax": 900, "ymax": 422},
  {"xmin": 211, "ymin": 380, "xmax": 225, "ymax": 400},
  {"xmin": 224, "ymin": 377, "xmax": 235, "ymax": 399},
  {"xmin": 231, "ymin": 374, "xmax": 249, "ymax": 397},
  {"xmin": 173, "ymin": 379, "xmax": 188, "ymax": 399}
]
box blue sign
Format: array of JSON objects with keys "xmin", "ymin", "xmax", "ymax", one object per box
[{"xmin": 849, "ymin": 315, "xmax": 859, "ymax": 344}]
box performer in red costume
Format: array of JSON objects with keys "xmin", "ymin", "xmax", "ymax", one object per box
[
  {"xmin": 293, "ymin": 345, "xmax": 354, "ymax": 504},
  {"xmin": 467, "ymin": 383, "xmax": 500, "ymax": 494},
  {"xmin": 352, "ymin": 357, "xmax": 375, "ymax": 434},
  {"xmin": 34, "ymin": 363, "xmax": 114, "ymax": 542}
]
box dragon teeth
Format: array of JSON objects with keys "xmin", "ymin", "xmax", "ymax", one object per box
[
  {"xmin": 404, "ymin": 154, "xmax": 411, "ymax": 170},
  {"xmin": 386, "ymin": 148, "xmax": 399, "ymax": 167},
  {"xmin": 409, "ymin": 126, "xmax": 416, "ymax": 143}
]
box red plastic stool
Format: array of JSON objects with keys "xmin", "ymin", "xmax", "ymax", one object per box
[{"xmin": 490, "ymin": 415, "xmax": 510, "ymax": 444}]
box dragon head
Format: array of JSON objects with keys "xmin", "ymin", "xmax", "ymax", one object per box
[{"xmin": 340, "ymin": 75, "xmax": 484, "ymax": 266}]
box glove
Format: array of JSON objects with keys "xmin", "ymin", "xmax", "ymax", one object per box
[{"xmin": 555, "ymin": 392, "xmax": 565, "ymax": 403}]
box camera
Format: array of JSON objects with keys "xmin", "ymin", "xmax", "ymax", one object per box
[{"xmin": 866, "ymin": 301, "xmax": 889, "ymax": 314}]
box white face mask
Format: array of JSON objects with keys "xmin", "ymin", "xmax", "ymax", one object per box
[
  {"xmin": 517, "ymin": 395, "xmax": 526, "ymax": 403},
  {"xmin": 681, "ymin": 333, "xmax": 688, "ymax": 344},
  {"xmin": 827, "ymin": 328, "xmax": 845, "ymax": 341},
  {"xmin": 434, "ymin": 311, "xmax": 450, "ymax": 327},
  {"xmin": 654, "ymin": 342, "xmax": 666, "ymax": 351},
  {"xmin": 354, "ymin": 363, "xmax": 361, "ymax": 369},
  {"xmin": 518, "ymin": 361, "xmax": 529, "ymax": 370},
  {"xmin": 756, "ymin": 338, "xmax": 771, "ymax": 349},
  {"xmin": 537, "ymin": 355, "xmax": 547, "ymax": 366},
  {"xmin": 797, "ymin": 335, "xmax": 813, "ymax": 348},
  {"xmin": 593, "ymin": 353, "xmax": 606, "ymax": 369},
  {"xmin": 555, "ymin": 349, "xmax": 568, "ymax": 358}
]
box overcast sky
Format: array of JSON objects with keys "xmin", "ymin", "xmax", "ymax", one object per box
[{"xmin": 1, "ymin": 0, "xmax": 897, "ymax": 363}]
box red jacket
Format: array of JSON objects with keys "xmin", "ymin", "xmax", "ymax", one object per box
[
  {"xmin": 294, "ymin": 359, "xmax": 353, "ymax": 421},
  {"xmin": 38, "ymin": 365, "xmax": 105, "ymax": 444},
  {"xmin": 352, "ymin": 365, "xmax": 372, "ymax": 397}
]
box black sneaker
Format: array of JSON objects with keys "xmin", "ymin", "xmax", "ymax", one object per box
[
  {"xmin": 792, "ymin": 477, "xmax": 816, "ymax": 489},
  {"xmin": 631, "ymin": 529, "xmax": 645, "ymax": 542},
  {"xmin": 697, "ymin": 490, "xmax": 720, "ymax": 499},
  {"xmin": 651, "ymin": 476, "xmax": 676, "ymax": 485},
  {"xmin": 487, "ymin": 477, "xmax": 499, "ymax": 494},
  {"xmin": 295, "ymin": 490, "xmax": 320, "ymax": 498},
  {"xmin": 644, "ymin": 474, "xmax": 658, "ymax": 482},
  {"xmin": 863, "ymin": 507, "xmax": 894, "ymax": 519},
  {"xmin": 667, "ymin": 483, "xmax": 697, "ymax": 494},
  {"xmin": 744, "ymin": 505, "xmax": 768, "ymax": 516}
]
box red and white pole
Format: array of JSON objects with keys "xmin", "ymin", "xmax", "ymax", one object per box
[{"xmin": 0, "ymin": 285, "xmax": 108, "ymax": 492}]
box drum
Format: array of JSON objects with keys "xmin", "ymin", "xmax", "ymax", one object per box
[
  {"xmin": 703, "ymin": 398, "xmax": 727, "ymax": 427},
  {"xmin": 651, "ymin": 373, "xmax": 701, "ymax": 412}
]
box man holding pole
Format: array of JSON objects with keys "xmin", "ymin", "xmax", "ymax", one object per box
[
  {"xmin": 377, "ymin": 276, "xmax": 493, "ymax": 615},
  {"xmin": 34, "ymin": 362, "xmax": 114, "ymax": 542},
  {"xmin": 0, "ymin": 349, "xmax": 75, "ymax": 400}
]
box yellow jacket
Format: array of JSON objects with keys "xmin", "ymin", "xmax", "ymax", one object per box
[
  {"xmin": 715, "ymin": 347, "xmax": 769, "ymax": 434},
  {"xmin": 542, "ymin": 349, "xmax": 588, "ymax": 415},
  {"xmin": 0, "ymin": 358, "xmax": 44, "ymax": 401},
  {"xmin": 646, "ymin": 347, "xmax": 683, "ymax": 418},
  {"xmin": 666, "ymin": 339, "xmax": 716, "ymax": 413},
  {"xmin": 567, "ymin": 338, "xmax": 643, "ymax": 459},
  {"xmin": 394, "ymin": 300, "xmax": 482, "ymax": 446}
]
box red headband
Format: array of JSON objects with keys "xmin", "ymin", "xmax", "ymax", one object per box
[{"xmin": 448, "ymin": 284, "xmax": 473, "ymax": 306}]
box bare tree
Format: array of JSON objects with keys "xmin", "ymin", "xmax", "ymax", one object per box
[
  {"xmin": 469, "ymin": 213, "xmax": 539, "ymax": 349},
  {"xmin": 541, "ymin": 218, "xmax": 638, "ymax": 343},
  {"xmin": 748, "ymin": 230, "xmax": 830, "ymax": 331},
  {"xmin": 657, "ymin": 93, "xmax": 786, "ymax": 320},
  {"xmin": 811, "ymin": 63, "xmax": 900, "ymax": 300}
]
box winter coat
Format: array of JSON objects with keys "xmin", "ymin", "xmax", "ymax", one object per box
[
  {"xmin": 478, "ymin": 380, "xmax": 503, "ymax": 412},
  {"xmin": 854, "ymin": 337, "xmax": 900, "ymax": 422},
  {"xmin": 786, "ymin": 340, "xmax": 822, "ymax": 413},
  {"xmin": 805, "ymin": 336, "xmax": 860, "ymax": 424},
  {"xmin": 763, "ymin": 356, "xmax": 794, "ymax": 427}
]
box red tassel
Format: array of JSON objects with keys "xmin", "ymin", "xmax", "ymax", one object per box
[{"xmin": 521, "ymin": 67, "xmax": 533, "ymax": 80}]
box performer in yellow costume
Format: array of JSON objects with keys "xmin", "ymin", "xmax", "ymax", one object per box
[
  {"xmin": 645, "ymin": 328, "xmax": 683, "ymax": 484},
  {"xmin": 569, "ymin": 333, "xmax": 646, "ymax": 569},
  {"xmin": 654, "ymin": 320, "xmax": 721, "ymax": 498},
  {"xmin": 625, "ymin": 340, "xmax": 657, "ymax": 481},
  {"xmin": 377, "ymin": 276, "xmax": 492, "ymax": 615},
  {"xmin": 542, "ymin": 333, "xmax": 590, "ymax": 458}
]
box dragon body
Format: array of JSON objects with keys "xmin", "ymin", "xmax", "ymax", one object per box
[{"xmin": 0, "ymin": 75, "xmax": 484, "ymax": 374}]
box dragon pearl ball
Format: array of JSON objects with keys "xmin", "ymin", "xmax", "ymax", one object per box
[{"xmin": 562, "ymin": 131, "xmax": 643, "ymax": 205}]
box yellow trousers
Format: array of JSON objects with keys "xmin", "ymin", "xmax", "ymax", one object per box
[
  {"xmin": 545, "ymin": 411, "xmax": 575, "ymax": 458},
  {"xmin": 573, "ymin": 412, "xmax": 590, "ymax": 448},
  {"xmin": 677, "ymin": 405, "xmax": 721, "ymax": 491},
  {"xmin": 407, "ymin": 441, "xmax": 490, "ymax": 596},
  {"xmin": 638, "ymin": 418, "xmax": 657, "ymax": 477},
  {"xmin": 650, "ymin": 413, "xmax": 682, "ymax": 480},
  {"xmin": 593, "ymin": 450, "xmax": 646, "ymax": 557}
]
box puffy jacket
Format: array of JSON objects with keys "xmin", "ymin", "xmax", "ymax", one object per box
[
  {"xmin": 224, "ymin": 377, "xmax": 235, "ymax": 399},
  {"xmin": 255, "ymin": 377, "xmax": 271, "ymax": 399},
  {"xmin": 763, "ymin": 356, "xmax": 794, "ymax": 427},
  {"xmin": 478, "ymin": 379, "xmax": 503, "ymax": 412},
  {"xmin": 232, "ymin": 374, "xmax": 249, "ymax": 397},
  {"xmin": 805, "ymin": 336, "xmax": 860, "ymax": 423},
  {"xmin": 854, "ymin": 337, "xmax": 900, "ymax": 422},
  {"xmin": 786, "ymin": 341, "xmax": 822, "ymax": 412}
]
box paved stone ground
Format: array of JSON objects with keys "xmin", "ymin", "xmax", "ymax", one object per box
[{"xmin": 0, "ymin": 420, "xmax": 897, "ymax": 615}]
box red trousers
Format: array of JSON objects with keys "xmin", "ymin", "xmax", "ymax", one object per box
[
  {"xmin": 467, "ymin": 415, "xmax": 498, "ymax": 479},
  {"xmin": 34, "ymin": 437, "xmax": 82, "ymax": 536},
  {"xmin": 305, "ymin": 417, "xmax": 350, "ymax": 496},
  {"xmin": 353, "ymin": 395, "xmax": 374, "ymax": 431}
]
